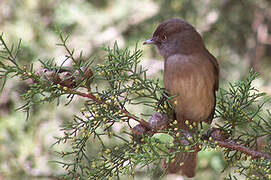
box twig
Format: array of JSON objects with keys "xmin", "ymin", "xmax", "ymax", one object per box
[
  {"xmin": 205, "ymin": 128, "xmax": 271, "ymax": 160},
  {"xmin": 212, "ymin": 139, "xmax": 271, "ymax": 159},
  {"xmin": 68, "ymin": 89, "xmax": 152, "ymax": 130}
]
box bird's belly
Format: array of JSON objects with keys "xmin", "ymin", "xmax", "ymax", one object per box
[
  {"xmin": 175, "ymin": 77, "xmax": 214, "ymax": 121},
  {"xmin": 164, "ymin": 60, "xmax": 215, "ymax": 122}
]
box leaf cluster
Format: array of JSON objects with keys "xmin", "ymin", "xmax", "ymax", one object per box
[{"xmin": 1, "ymin": 32, "xmax": 271, "ymax": 180}]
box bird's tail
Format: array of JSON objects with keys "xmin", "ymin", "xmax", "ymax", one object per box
[{"xmin": 167, "ymin": 151, "xmax": 197, "ymax": 178}]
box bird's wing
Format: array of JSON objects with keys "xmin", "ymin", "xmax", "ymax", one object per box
[
  {"xmin": 206, "ymin": 49, "xmax": 219, "ymax": 91},
  {"xmin": 204, "ymin": 49, "xmax": 219, "ymax": 123}
]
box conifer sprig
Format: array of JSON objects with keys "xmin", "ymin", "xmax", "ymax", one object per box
[{"xmin": 1, "ymin": 33, "xmax": 271, "ymax": 180}]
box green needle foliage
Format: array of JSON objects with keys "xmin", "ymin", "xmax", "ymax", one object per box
[
  {"xmin": 1, "ymin": 32, "xmax": 271, "ymax": 180},
  {"xmin": 216, "ymin": 71, "xmax": 271, "ymax": 180}
]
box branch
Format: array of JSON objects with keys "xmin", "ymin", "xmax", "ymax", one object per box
[
  {"xmin": 204, "ymin": 128, "xmax": 271, "ymax": 160},
  {"xmin": 128, "ymin": 109, "xmax": 271, "ymax": 160},
  {"xmin": 213, "ymin": 139, "xmax": 270, "ymax": 159},
  {"xmin": 63, "ymin": 87, "xmax": 152, "ymax": 130}
]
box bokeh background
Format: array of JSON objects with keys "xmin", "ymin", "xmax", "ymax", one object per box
[{"xmin": 0, "ymin": 0, "xmax": 271, "ymax": 180}]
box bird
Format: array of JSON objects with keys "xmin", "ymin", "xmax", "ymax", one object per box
[{"xmin": 143, "ymin": 18, "xmax": 219, "ymax": 178}]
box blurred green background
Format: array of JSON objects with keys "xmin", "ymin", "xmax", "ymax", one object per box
[{"xmin": 0, "ymin": 0, "xmax": 271, "ymax": 179}]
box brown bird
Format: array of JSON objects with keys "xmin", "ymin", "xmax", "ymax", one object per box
[{"xmin": 143, "ymin": 18, "xmax": 219, "ymax": 178}]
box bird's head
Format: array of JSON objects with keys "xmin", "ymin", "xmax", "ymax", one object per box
[{"xmin": 143, "ymin": 18, "xmax": 204, "ymax": 58}]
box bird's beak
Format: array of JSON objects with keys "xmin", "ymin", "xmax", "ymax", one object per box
[{"xmin": 143, "ymin": 38, "xmax": 155, "ymax": 45}]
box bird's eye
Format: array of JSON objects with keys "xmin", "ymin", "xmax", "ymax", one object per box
[{"xmin": 161, "ymin": 35, "xmax": 167, "ymax": 41}]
